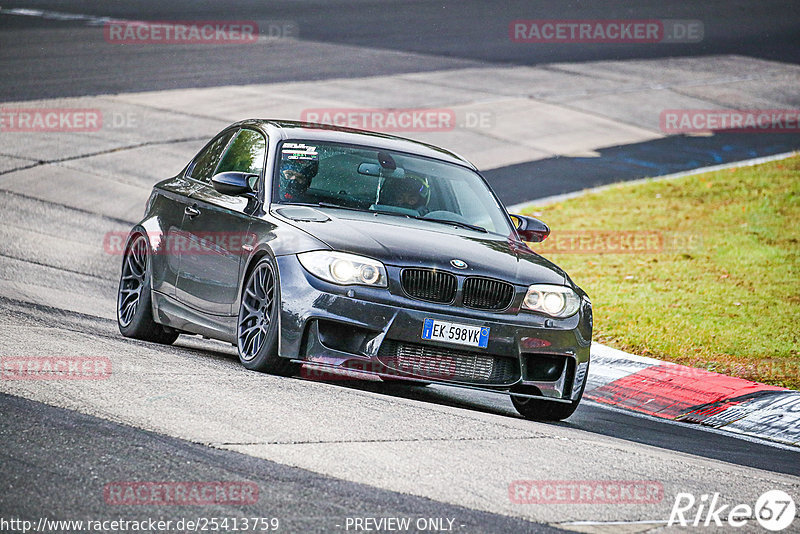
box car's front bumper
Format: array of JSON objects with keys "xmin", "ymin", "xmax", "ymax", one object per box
[{"xmin": 275, "ymin": 255, "xmax": 591, "ymax": 402}]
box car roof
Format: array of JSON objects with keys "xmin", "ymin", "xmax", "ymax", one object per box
[{"xmin": 231, "ymin": 119, "xmax": 477, "ymax": 171}]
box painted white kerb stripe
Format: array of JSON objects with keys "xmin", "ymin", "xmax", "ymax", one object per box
[
  {"xmin": 0, "ymin": 7, "xmax": 294, "ymax": 42},
  {"xmin": 0, "ymin": 7, "xmax": 123, "ymax": 26}
]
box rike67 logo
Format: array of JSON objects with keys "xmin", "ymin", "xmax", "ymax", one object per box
[{"xmin": 669, "ymin": 490, "xmax": 796, "ymax": 531}]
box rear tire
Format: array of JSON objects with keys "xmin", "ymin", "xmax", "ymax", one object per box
[
  {"xmin": 236, "ymin": 256, "xmax": 297, "ymax": 376},
  {"xmin": 117, "ymin": 234, "xmax": 179, "ymax": 345}
]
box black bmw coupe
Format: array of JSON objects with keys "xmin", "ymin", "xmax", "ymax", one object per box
[{"xmin": 117, "ymin": 120, "xmax": 592, "ymax": 420}]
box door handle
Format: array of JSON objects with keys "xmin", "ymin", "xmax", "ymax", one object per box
[{"xmin": 184, "ymin": 205, "xmax": 201, "ymax": 218}]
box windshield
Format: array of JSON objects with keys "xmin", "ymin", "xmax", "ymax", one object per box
[{"xmin": 273, "ymin": 140, "xmax": 513, "ymax": 235}]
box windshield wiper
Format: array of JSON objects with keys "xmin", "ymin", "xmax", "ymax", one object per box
[
  {"xmin": 315, "ymin": 202, "xmax": 368, "ymax": 213},
  {"xmin": 315, "ymin": 203, "xmax": 486, "ymax": 232},
  {"xmin": 413, "ymin": 216, "xmax": 487, "ymax": 233},
  {"xmin": 315, "ymin": 203, "xmax": 417, "ymax": 220},
  {"xmin": 314, "ymin": 203, "xmax": 413, "ymax": 220}
]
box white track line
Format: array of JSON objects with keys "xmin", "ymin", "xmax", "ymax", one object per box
[
  {"xmin": 507, "ymin": 150, "xmax": 798, "ymax": 211},
  {"xmin": 0, "ymin": 7, "xmax": 123, "ymax": 25},
  {"xmin": 0, "ymin": 7, "xmax": 294, "ymax": 42}
]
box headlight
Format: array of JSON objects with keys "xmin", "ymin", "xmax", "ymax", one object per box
[
  {"xmin": 297, "ymin": 251, "xmax": 387, "ymax": 287},
  {"xmin": 522, "ymin": 284, "xmax": 580, "ymax": 317}
]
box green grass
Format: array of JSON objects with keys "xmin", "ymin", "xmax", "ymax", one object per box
[{"xmin": 522, "ymin": 154, "xmax": 800, "ymax": 388}]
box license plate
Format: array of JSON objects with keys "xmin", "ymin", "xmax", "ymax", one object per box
[{"xmin": 421, "ymin": 318, "xmax": 489, "ymax": 349}]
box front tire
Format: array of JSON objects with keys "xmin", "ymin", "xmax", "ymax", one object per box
[
  {"xmin": 510, "ymin": 369, "xmax": 587, "ymax": 421},
  {"xmin": 237, "ymin": 256, "xmax": 297, "ymax": 376},
  {"xmin": 117, "ymin": 234, "xmax": 179, "ymax": 345}
]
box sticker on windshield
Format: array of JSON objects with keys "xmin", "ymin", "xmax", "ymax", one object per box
[{"xmin": 282, "ymin": 143, "xmax": 318, "ymax": 160}]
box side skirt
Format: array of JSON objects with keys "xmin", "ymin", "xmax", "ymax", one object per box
[{"xmin": 152, "ymin": 291, "xmax": 237, "ymax": 344}]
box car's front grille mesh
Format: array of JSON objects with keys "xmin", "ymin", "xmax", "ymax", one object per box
[
  {"xmin": 400, "ymin": 268, "xmax": 516, "ymax": 310},
  {"xmin": 401, "ymin": 269, "xmax": 456, "ymax": 303},
  {"xmin": 378, "ymin": 340, "xmax": 519, "ymax": 384},
  {"xmin": 463, "ymin": 277, "xmax": 515, "ymax": 310}
]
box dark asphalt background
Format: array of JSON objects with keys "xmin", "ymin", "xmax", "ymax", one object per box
[
  {"xmin": 1, "ymin": 0, "xmax": 799, "ymax": 100},
  {"xmin": 2, "ymin": 1, "xmax": 798, "ymax": 202},
  {"xmin": 1, "ymin": 1, "xmax": 799, "ymax": 530},
  {"xmin": 485, "ymin": 132, "xmax": 800, "ymax": 204}
]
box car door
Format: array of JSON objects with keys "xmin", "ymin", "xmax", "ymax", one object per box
[
  {"xmin": 150, "ymin": 129, "xmax": 236, "ymax": 298},
  {"xmin": 175, "ymin": 128, "xmax": 266, "ymax": 315},
  {"xmin": 146, "ymin": 175, "xmax": 202, "ymax": 299}
]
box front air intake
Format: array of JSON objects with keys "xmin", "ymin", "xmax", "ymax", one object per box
[{"xmin": 378, "ymin": 340, "xmax": 519, "ymax": 385}]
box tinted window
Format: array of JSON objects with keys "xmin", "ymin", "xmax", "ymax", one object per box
[
  {"xmin": 217, "ymin": 129, "xmax": 267, "ymax": 176},
  {"xmin": 188, "ymin": 130, "xmax": 235, "ymax": 183},
  {"xmin": 274, "ymin": 141, "xmax": 513, "ymax": 235}
]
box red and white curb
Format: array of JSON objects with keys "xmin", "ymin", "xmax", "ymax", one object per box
[
  {"xmin": 586, "ymin": 344, "xmax": 800, "ymax": 446},
  {"xmin": 507, "ymin": 152, "xmax": 800, "ymax": 447}
]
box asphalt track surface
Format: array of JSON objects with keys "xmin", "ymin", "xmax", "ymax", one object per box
[
  {"xmin": 1, "ymin": 2, "xmax": 799, "ymax": 532},
  {"xmin": 484, "ymin": 132, "xmax": 800, "ymax": 203},
  {"xmin": 1, "ymin": 296, "xmax": 798, "ymax": 532},
  {"xmin": 0, "ymin": 393, "xmax": 563, "ymax": 534},
  {"xmin": 1, "ymin": 0, "xmax": 800, "ymax": 100}
]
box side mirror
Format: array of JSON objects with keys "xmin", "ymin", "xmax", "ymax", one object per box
[
  {"xmin": 211, "ymin": 171, "xmax": 257, "ymax": 196},
  {"xmin": 509, "ymin": 214, "xmax": 550, "ymax": 243}
]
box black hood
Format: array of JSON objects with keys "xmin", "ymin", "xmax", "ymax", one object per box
[{"xmin": 274, "ymin": 206, "xmax": 568, "ymax": 287}]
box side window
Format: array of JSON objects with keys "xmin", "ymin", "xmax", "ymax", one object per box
[
  {"xmin": 216, "ymin": 129, "xmax": 267, "ymax": 179},
  {"xmin": 188, "ymin": 130, "xmax": 236, "ymax": 183}
]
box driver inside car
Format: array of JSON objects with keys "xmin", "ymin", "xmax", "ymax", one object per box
[
  {"xmin": 379, "ymin": 176, "xmax": 429, "ymax": 214},
  {"xmin": 279, "ymin": 158, "xmax": 318, "ymax": 202}
]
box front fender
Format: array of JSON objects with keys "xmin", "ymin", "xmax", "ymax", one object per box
[{"xmin": 234, "ymin": 214, "xmax": 328, "ymax": 313}]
